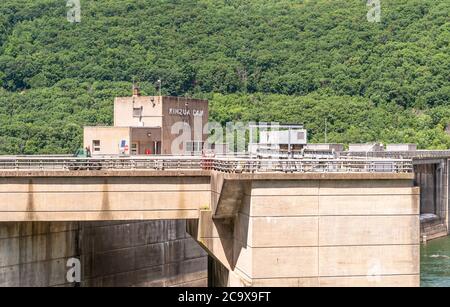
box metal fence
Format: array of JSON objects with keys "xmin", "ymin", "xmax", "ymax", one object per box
[
  {"xmin": 211, "ymin": 157, "xmax": 413, "ymax": 173},
  {"xmin": 0, "ymin": 157, "xmax": 203, "ymax": 171},
  {"xmin": 342, "ymin": 150, "xmax": 450, "ymax": 160},
  {"xmin": 0, "ymin": 156, "xmax": 413, "ymax": 174}
]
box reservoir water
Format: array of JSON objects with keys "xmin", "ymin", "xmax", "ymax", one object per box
[{"xmin": 421, "ymin": 236, "xmax": 450, "ymax": 287}]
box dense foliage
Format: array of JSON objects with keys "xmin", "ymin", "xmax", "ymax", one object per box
[{"xmin": 0, "ymin": 0, "xmax": 449, "ymax": 154}]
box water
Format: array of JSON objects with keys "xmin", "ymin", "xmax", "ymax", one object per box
[{"xmin": 421, "ymin": 236, "xmax": 450, "ymax": 287}]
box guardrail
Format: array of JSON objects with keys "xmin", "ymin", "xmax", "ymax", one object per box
[
  {"xmin": 0, "ymin": 157, "xmax": 203, "ymax": 171},
  {"xmin": 210, "ymin": 157, "xmax": 412, "ymax": 173},
  {"xmin": 0, "ymin": 156, "xmax": 413, "ymax": 173},
  {"xmin": 342, "ymin": 150, "xmax": 450, "ymax": 159}
]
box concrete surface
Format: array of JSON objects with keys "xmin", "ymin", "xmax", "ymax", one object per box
[
  {"xmin": 0, "ymin": 221, "xmax": 207, "ymax": 287},
  {"xmin": 189, "ymin": 173, "xmax": 420, "ymax": 287}
]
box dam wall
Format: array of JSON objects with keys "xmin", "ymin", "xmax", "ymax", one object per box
[{"xmin": 0, "ymin": 221, "xmax": 207, "ymax": 287}]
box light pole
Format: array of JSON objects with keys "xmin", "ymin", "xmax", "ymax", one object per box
[{"xmin": 157, "ymin": 79, "xmax": 162, "ymax": 96}]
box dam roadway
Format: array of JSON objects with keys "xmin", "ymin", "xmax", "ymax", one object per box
[{"xmin": 0, "ymin": 156, "xmax": 420, "ymax": 287}]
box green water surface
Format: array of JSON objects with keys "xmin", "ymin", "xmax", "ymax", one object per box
[{"xmin": 421, "ymin": 236, "xmax": 450, "ymax": 287}]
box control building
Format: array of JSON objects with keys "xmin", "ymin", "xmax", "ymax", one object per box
[{"xmin": 84, "ymin": 86, "xmax": 209, "ymax": 156}]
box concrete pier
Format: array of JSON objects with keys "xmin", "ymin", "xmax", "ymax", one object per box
[{"xmin": 188, "ymin": 173, "xmax": 420, "ymax": 287}]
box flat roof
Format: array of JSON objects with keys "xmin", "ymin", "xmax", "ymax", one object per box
[
  {"xmin": 387, "ymin": 144, "xmax": 417, "ymax": 146},
  {"xmin": 84, "ymin": 126, "xmax": 127, "ymax": 129},
  {"xmin": 307, "ymin": 143, "xmax": 344, "ymax": 146},
  {"xmin": 84, "ymin": 126, "xmax": 162, "ymax": 129},
  {"xmin": 130, "ymin": 126, "xmax": 161, "ymax": 129},
  {"xmin": 114, "ymin": 96, "xmax": 208, "ymax": 102},
  {"xmin": 249, "ymin": 124, "xmax": 304, "ymax": 128}
]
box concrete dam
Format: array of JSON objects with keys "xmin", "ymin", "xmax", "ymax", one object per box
[
  {"xmin": 0, "ymin": 156, "xmax": 421, "ymax": 287},
  {"xmin": 345, "ymin": 150, "xmax": 450, "ymax": 242}
]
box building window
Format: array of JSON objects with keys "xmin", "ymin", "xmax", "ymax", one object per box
[
  {"xmin": 131, "ymin": 143, "xmax": 138, "ymax": 155},
  {"xmin": 185, "ymin": 141, "xmax": 193, "ymax": 152},
  {"xmin": 133, "ymin": 107, "xmax": 142, "ymax": 117},
  {"xmin": 93, "ymin": 140, "xmax": 101, "ymax": 152},
  {"xmin": 185, "ymin": 141, "xmax": 204, "ymax": 154}
]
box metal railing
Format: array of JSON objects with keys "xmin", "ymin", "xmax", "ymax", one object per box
[
  {"xmin": 0, "ymin": 156, "xmax": 203, "ymax": 171},
  {"xmin": 210, "ymin": 157, "xmax": 413, "ymax": 173},
  {"xmin": 0, "ymin": 156, "xmax": 413, "ymax": 174},
  {"xmin": 342, "ymin": 150, "xmax": 450, "ymax": 160}
]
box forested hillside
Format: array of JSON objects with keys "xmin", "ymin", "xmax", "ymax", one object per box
[{"xmin": 0, "ymin": 0, "xmax": 449, "ymax": 154}]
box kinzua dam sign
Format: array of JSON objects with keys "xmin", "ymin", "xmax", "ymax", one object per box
[{"xmin": 169, "ymin": 108, "xmax": 204, "ymax": 117}]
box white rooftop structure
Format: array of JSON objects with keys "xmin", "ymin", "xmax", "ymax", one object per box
[
  {"xmin": 248, "ymin": 124, "xmax": 307, "ymax": 156},
  {"xmin": 306, "ymin": 144, "xmax": 344, "ymax": 152},
  {"xmin": 348, "ymin": 143, "xmax": 384, "ymax": 152},
  {"xmin": 386, "ymin": 144, "xmax": 417, "ymax": 152}
]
